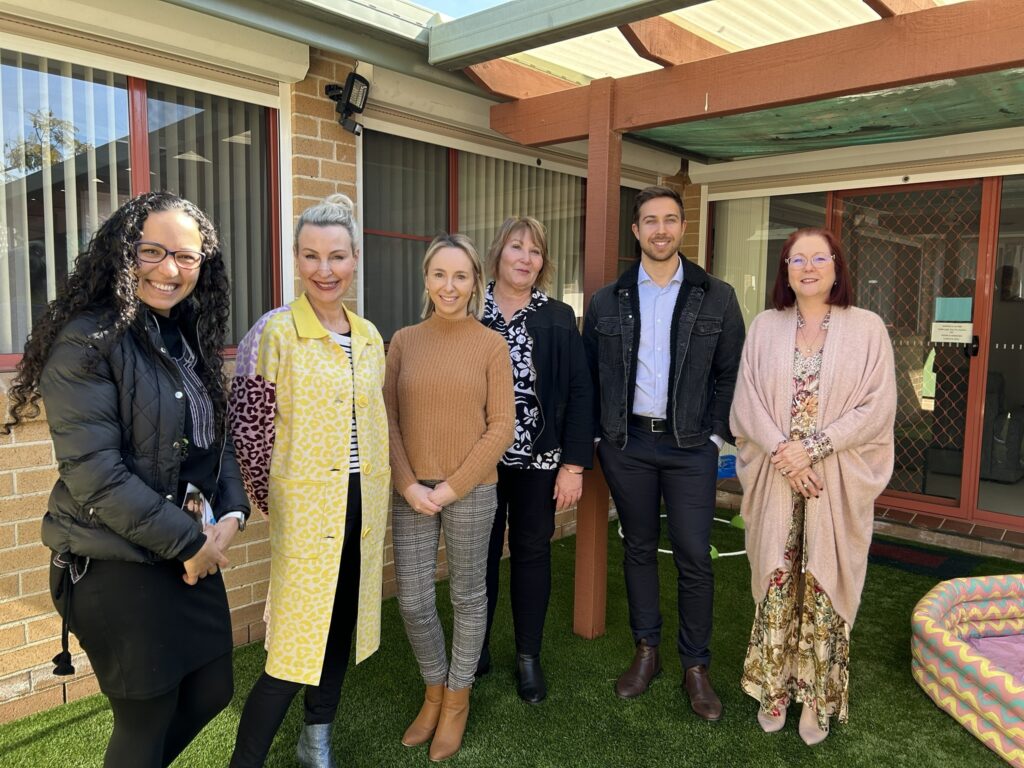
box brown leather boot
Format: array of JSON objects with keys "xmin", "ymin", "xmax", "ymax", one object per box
[
  {"xmin": 402, "ymin": 683, "xmax": 445, "ymax": 747},
  {"xmin": 428, "ymin": 686, "xmax": 471, "ymax": 762},
  {"xmin": 683, "ymin": 665, "xmax": 723, "ymax": 721},
  {"xmin": 614, "ymin": 639, "xmax": 661, "ymax": 699}
]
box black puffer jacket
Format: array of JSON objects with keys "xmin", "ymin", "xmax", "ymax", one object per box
[{"xmin": 38, "ymin": 305, "xmax": 249, "ymax": 563}]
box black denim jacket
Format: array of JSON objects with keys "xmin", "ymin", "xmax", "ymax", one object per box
[{"xmin": 582, "ymin": 258, "xmax": 745, "ymax": 450}]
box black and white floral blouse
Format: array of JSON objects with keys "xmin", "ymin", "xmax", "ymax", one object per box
[{"xmin": 483, "ymin": 282, "xmax": 560, "ymax": 470}]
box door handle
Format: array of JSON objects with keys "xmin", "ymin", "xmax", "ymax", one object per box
[{"xmin": 964, "ymin": 335, "xmax": 979, "ymax": 358}]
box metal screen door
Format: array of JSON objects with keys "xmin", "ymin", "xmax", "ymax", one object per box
[{"xmin": 833, "ymin": 183, "xmax": 984, "ymax": 509}]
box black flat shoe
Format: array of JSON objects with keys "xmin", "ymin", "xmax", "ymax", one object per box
[
  {"xmin": 475, "ymin": 644, "xmax": 491, "ymax": 678},
  {"xmin": 515, "ymin": 653, "xmax": 547, "ymax": 704}
]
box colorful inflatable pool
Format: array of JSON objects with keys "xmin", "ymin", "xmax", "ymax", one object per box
[{"xmin": 911, "ymin": 574, "xmax": 1024, "ymax": 767}]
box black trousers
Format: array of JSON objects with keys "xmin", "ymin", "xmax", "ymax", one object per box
[
  {"xmin": 598, "ymin": 428, "xmax": 718, "ymax": 669},
  {"xmin": 230, "ymin": 477, "xmax": 362, "ymax": 768},
  {"xmin": 104, "ymin": 651, "xmax": 233, "ymax": 768},
  {"xmin": 482, "ymin": 465, "xmax": 558, "ymax": 656}
]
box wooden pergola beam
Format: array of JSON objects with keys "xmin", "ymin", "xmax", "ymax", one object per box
[
  {"xmin": 464, "ymin": 59, "xmax": 578, "ymax": 100},
  {"xmin": 618, "ymin": 17, "xmax": 727, "ymax": 67},
  {"xmin": 492, "ymin": 0, "xmax": 1024, "ymax": 146},
  {"xmin": 863, "ymin": 0, "xmax": 936, "ymax": 18}
]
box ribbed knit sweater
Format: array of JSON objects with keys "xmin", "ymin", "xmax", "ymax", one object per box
[{"xmin": 384, "ymin": 313, "xmax": 515, "ymax": 500}]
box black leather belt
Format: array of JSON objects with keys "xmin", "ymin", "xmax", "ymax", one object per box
[{"xmin": 629, "ymin": 414, "xmax": 668, "ymax": 433}]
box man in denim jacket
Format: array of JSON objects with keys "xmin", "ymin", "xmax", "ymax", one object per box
[{"xmin": 583, "ymin": 186, "xmax": 744, "ymax": 721}]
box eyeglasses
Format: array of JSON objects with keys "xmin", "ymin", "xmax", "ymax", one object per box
[
  {"xmin": 786, "ymin": 253, "xmax": 834, "ymax": 269},
  {"xmin": 135, "ymin": 241, "xmax": 205, "ymax": 270}
]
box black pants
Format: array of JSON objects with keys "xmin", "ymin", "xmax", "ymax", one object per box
[
  {"xmin": 482, "ymin": 465, "xmax": 558, "ymax": 656},
  {"xmin": 230, "ymin": 477, "xmax": 362, "ymax": 768},
  {"xmin": 598, "ymin": 428, "xmax": 718, "ymax": 669},
  {"xmin": 105, "ymin": 651, "xmax": 233, "ymax": 768}
]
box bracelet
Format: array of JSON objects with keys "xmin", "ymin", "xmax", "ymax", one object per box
[{"xmin": 562, "ymin": 467, "xmax": 583, "ymax": 475}]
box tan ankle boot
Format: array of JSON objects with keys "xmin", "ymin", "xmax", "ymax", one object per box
[
  {"xmin": 428, "ymin": 686, "xmax": 471, "ymax": 762},
  {"xmin": 402, "ymin": 684, "xmax": 445, "ymax": 747}
]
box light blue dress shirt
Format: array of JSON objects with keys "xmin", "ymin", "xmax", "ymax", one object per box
[
  {"xmin": 634, "ymin": 258, "xmax": 683, "ymax": 419},
  {"xmin": 633, "ymin": 257, "xmax": 724, "ymax": 450}
]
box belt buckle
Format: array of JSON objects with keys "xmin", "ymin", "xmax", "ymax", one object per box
[{"xmin": 650, "ymin": 417, "xmax": 667, "ymax": 433}]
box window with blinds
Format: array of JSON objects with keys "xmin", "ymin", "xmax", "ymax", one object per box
[
  {"xmin": 0, "ymin": 51, "xmax": 130, "ymax": 354},
  {"xmin": 362, "ymin": 130, "xmax": 607, "ymax": 340},
  {"xmin": 0, "ymin": 47, "xmax": 276, "ymax": 358},
  {"xmin": 147, "ymin": 83, "xmax": 272, "ymax": 344}
]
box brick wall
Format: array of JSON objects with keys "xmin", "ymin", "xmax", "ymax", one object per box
[{"xmin": 661, "ymin": 169, "xmax": 702, "ymax": 263}]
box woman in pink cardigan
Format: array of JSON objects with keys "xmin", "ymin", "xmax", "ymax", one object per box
[{"xmin": 730, "ymin": 227, "xmax": 896, "ymax": 746}]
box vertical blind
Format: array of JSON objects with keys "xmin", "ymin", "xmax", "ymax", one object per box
[
  {"xmin": 362, "ymin": 130, "xmax": 596, "ymax": 339},
  {"xmin": 363, "ymin": 132, "xmax": 448, "ymax": 341},
  {"xmin": 0, "ymin": 50, "xmax": 130, "ymax": 353},
  {"xmin": 147, "ymin": 83, "xmax": 271, "ymax": 342},
  {"xmin": 458, "ymin": 154, "xmax": 584, "ymax": 315},
  {"xmin": 0, "ymin": 47, "xmax": 274, "ymax": 356}
]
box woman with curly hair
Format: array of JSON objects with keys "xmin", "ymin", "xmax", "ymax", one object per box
[{"xmin": 4, "ymin": 192, "xmax": 250, "ymax": 768}]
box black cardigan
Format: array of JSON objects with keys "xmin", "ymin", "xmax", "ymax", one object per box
[{"xmin": 484, "ymin": 296, "xmax": 595, "ymax": 468}]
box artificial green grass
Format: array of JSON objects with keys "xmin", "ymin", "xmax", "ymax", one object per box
[{"xmin": 2, "ymin": 519, "xmax": 1016, "ymax": 767}]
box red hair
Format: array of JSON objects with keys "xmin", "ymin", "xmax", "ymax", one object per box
[{"xmin": 770, "ymin": 227, "xmax": 853, "ymax": 310}]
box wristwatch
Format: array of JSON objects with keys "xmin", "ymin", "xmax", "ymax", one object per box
[{"xmin": 222, "ymin": 510, "xmax": 246, "ymax": 531}]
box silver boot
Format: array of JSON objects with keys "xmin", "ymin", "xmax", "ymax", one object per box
[{"xmin": 296, "ymin": 723, "xmax": 337, "ymax": 768}]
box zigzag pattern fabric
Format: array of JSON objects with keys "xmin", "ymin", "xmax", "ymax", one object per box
[{"xmin": 911, "ymin": 574, "xmax": 1024, "ymax": 767}]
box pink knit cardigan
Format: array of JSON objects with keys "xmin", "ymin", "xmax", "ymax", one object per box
[{"xmin": 729, "ymin": 305, "xmax": 897, "ymax": 626}]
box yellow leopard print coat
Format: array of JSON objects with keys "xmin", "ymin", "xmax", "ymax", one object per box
[{"xmin": 229, "ymin": 294, "xmax": 389, "ymax": 685}]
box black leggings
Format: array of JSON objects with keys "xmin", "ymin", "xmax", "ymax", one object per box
[
  {"xmin": 104, "ymin": 651, "xmax": 233, "ymax": 768},
  {"xmin": 230, "ymin": 478, "xmax": 362, "ymax": 768}
]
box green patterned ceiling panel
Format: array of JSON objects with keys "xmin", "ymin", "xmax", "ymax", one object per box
[{"xmin": 633, "ymin": 68, "xmax": 1024, "ymax": 161}]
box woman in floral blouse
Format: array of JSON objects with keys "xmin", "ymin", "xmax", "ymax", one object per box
[
  {"xmin": 477, "ymin": 216, "xmax": 594, "ymax": 703},
  {"xmin": 730, "ymin": 227, "xmax": 896, "ymax": 745}
]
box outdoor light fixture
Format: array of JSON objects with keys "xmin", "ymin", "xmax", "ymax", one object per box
[{"xmin": 326, "ymin": 72, "xmax": 370, "ymax": 136}]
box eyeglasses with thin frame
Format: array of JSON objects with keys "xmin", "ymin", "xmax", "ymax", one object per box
[
  {"xmin": 785, "ymin": 253, "xmax": 834, "ymax": 269},
  {"xmin": 135, "ymin": 241, "xmax": 205, "ymax": 270}
]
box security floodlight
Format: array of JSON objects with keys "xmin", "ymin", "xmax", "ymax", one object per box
[{"xmin": 325, "ymin": 73, "xmax": 370, "ymax": 136}]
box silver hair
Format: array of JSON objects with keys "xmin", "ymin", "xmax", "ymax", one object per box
[{"xmin": 294, "ymin": 193, "xmax": 360, "ymax": 250}]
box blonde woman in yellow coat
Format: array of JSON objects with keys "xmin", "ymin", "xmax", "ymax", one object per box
[{"xmin": 228, "ymin": 195, "xmax": 389, "ymax": 768}]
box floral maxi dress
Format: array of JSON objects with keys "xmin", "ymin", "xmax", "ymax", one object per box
[{"xmin": 740, "ymin": 311, "xmax": 850, "ymax": 731}]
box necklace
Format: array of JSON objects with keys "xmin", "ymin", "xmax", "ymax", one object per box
[{"xmin": 798, "ymin": 323, "xmax": 826, "ymax": 354}]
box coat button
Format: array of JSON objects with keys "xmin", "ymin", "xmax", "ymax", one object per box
[
  {"xmin": 174, "ymin": 391, "xmax": 183, "ymax": 399},
  {"xmin": 165, "ymin": 494, "xmax": 174, "ymax": 500},
  {"xmin": 88, "ymin": 507, "xmax": 94, "ymax": 516},
  {"xmin": 362, "ymin": 461, "xmax": 371, "ymax": 474},
  {"xmin": 172, "ymin": 441, "xmax": 180, "ymax": 450},
  {"xmin": 361, "ymin": 526, "xmax": 371, "ymax": 539},
  {"xmin": 356, "ymin": 394, "xmax": 368, "ymax": 408},
  {"xmin": 160, "ymin": 347, "xmax": 168, "ymax": 354}
]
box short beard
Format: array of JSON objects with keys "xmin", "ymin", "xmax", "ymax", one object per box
[{"xmin": 640, "ymin": 244, "xmax": 680, "ymax": 262}]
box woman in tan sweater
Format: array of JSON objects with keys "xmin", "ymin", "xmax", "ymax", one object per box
[
  {"xmin": 385, "ymin": 233, "xmax": 515, "ymax": 762},
  {"xmin": 730, "ymin": 228, "xmax": 896, "ymax": 746}
]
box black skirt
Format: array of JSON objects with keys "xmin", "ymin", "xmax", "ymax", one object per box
[{"xmin": 51, "ymin": 556, "xmax": 233, "ymax": 700}]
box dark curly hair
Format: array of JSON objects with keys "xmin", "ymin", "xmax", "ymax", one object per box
[{"xmin": 3, "ymin": 191, "xmax": 232, "ymax": 434}]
